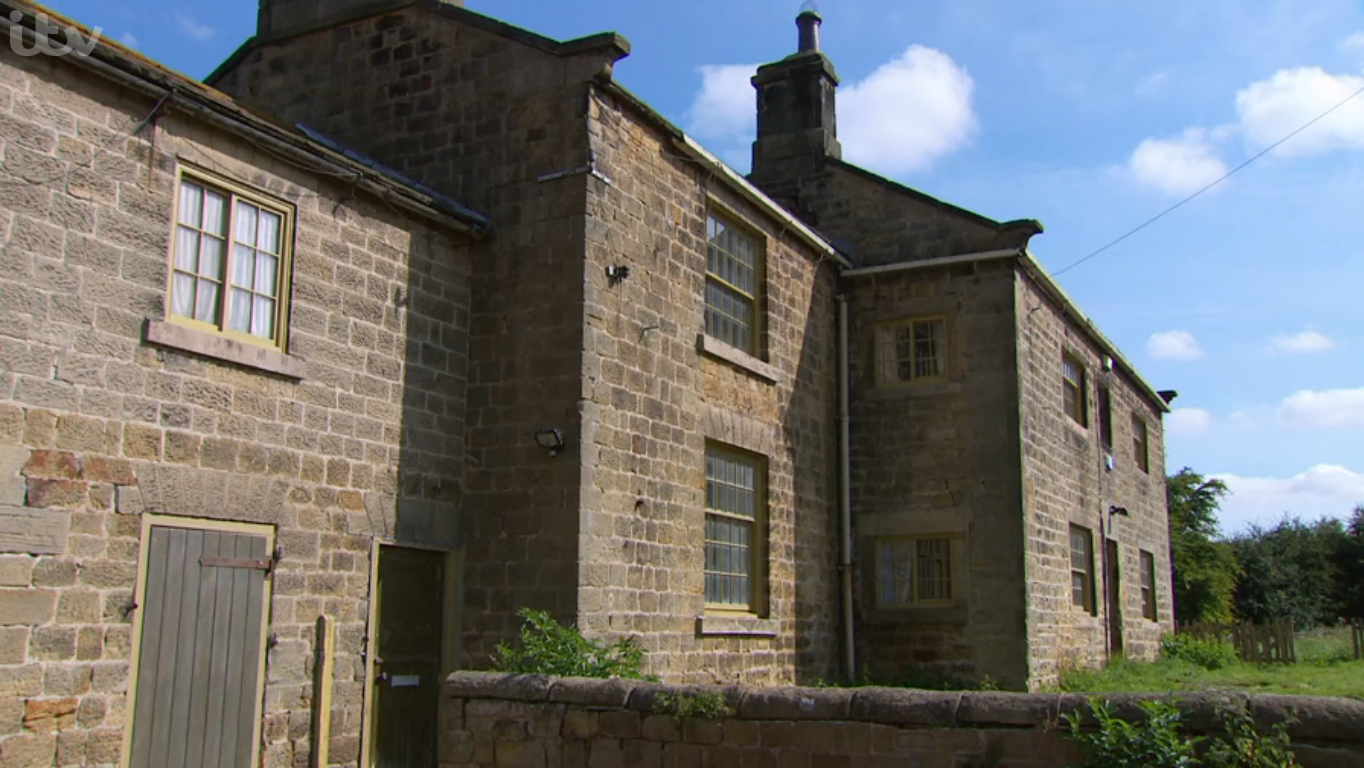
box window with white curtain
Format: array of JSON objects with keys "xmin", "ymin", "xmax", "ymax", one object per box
[{"xmin": 169, "ymin": 171, "xmax": 291, "ymax": 348}]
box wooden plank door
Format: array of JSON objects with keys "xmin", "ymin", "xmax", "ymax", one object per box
[
  {"xmin": 127, "ymin": 524, "xmax": 272, "ymax": 768},
  {"xmin": 1105, "ymin": 538, "xmax": 1123, "ymax": 655},
  {"xmin": 370, "ymin": 546, "xmax": 444, "ymax": 767}
]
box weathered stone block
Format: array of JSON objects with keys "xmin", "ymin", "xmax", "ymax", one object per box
[
  {"xmin": 0, "ymin": 587, "xmax": 56, "ymax": 625},
  {"xmin": 23, "ymin": 697, "xmax": 79, "ymax": 733},
  {"xmin": 0, "ymin": 626, "xmax": 28, "ymax": 664},
  {"xmin": 82, "ymin": 455, "xmax": 135, "ymax": 485},
  {"xmin": 0, "ymin": 506, "xmax": 71, "ymax": 554},
  {"xmin": 0, "ymin": 554, "xmax": 34, "ymax": 585},
  {"xmin": 24, "ymin": 478, "xmax": 87, "ymax": 508}
]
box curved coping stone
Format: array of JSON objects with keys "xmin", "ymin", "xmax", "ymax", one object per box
[{"xmin": 445, "ymin": 672, "xmax": 1364, "ymax": 745}]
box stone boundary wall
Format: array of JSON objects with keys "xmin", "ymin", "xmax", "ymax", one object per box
[{"xmin": 440, "ymin": 672, "xmax": 1364, "ymax": 768}]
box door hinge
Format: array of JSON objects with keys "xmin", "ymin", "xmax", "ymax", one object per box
[{"xmin": 201, "ymin": 546, "xmax": 282, "ymax": 574}]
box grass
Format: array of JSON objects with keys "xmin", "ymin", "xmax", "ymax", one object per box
[{"xmin": 1057, "ymin": 628, "xmax": 1364, "ymax": 699}]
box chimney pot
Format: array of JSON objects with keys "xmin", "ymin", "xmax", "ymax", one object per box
[{"xmin": 796, "ymin": 8, "xmax": 822, "ymax": 53}]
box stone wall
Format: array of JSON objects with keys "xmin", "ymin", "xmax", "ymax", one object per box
[
  {"xmin": 1015, "ymin": 269, "xmax": 1172, "ymax": 689},
  {"xmin": 580, "ymin": 86, "xmax": 839, "ymax": 685},
  {"xmin": 845, "ymin": 258, "xmax": 1028, "ymax": 690},
  {"xmin": 212, "ymin": 2, "xmax": 625, "ymax": 663},
  {"xmin": 439, "ymin": 672, "xmax": 1364, "ymax": 768},
  {"xmin": 0, "ymin": 44, "xmax": 473, "ymax": 766},
  {"xmin": 751, "ymin": 161, "xmax": 1035, "ymax": 267}
]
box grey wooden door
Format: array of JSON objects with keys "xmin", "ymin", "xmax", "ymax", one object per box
[{"xmin": 129, "ymin": 525, "xmax": 271, "ymax": 768}]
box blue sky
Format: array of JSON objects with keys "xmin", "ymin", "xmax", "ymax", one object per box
[{"xmin": 50, "ymin": 0, "xmax": 1364, "ymax": 536}]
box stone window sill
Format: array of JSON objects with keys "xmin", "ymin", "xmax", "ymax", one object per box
[
  {"xmin": 145, "ymin": 319, "xmax": 306, "ymax": 379},
  {"xmin": 696, "ymin": 614, "xmax": 778, "ymax": 637},
  {"xmin": 696, "ymin": 334, "xmax": 781, "ymax": 385},
  {"xmin": 863, "ymin": 605, "xmax": 969, "ymax": 626}
]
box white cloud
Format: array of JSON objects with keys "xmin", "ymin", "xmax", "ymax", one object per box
[
  {"xmin": 686, "ymin": 64, "xmax": 759, "ymax": 144},
  {"xmin": 839, "ymin": 45, "xmax": 978, "ymax": 175},
  {"xmin": 1276, "ymin": 387, "xmax": 1364, "ymax": 428},
  {"xmin": 1235, "ymin": 67, "xmax": 1364, "ymax": 157},
  {"xmin": 175, "ymin": 13, "xmax": 215, "ymax": 41},
  {"xmin": 1214, "ymin": 464, "xmax": 1364, "ymax": 534},
  {"xmin": 1266, "ymin": 329, "xmax": 1335, "ymax": 355},
  {"xmin": 119, "ymin": 32, "xmax": 139, "ymax": 48},
  {"xmin": 1342, "ymin": 32, "xmax": 1364, "ymax": 51},
  {"xmin": 1145, "ymin": 330, "xmax": 1204, "ymax": 360},
  {"xmin": 1128, "ymin": 129, "xmax": 1228, "ymax": 196},
  {"xmin": 1166, "ymin": 408, "xmax": 1213, "ymax": 436},
  {"xmin": 686, "ymin": 45, "xmax": 977, "ymax": 176}
]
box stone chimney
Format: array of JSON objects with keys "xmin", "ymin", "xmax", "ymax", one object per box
[
  {"xmin": 257, "ymin": 0, "xmax": 463, "ymax": 36},
  {"xmin": 750, "ymin": 6, "xmax": 841, "ymax": 187}
]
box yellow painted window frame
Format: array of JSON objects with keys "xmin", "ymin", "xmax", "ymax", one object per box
[
  {"xmin": 166, "ymin": 165, "xmax": 295, "ymax": 353},
  {"xmin": 876, "ymin": 315, "xmax": 948, "ymax": 387},
  {"xmin": 703, "ymin": 206, "xmax": 764, "ymax": 356},
  {"xmin": 1069, "ymin": 523, "xmax": 1096, "ymax": 614},
  {"xmin": 1139, "ymin": 549, "xmax": 1157, "ymax": 621},
  {"xmin": 1132, "ymin": 414, "xmax": 1150, "ymax": 473},
  {"xmin": 1062, "ymin": 352, "xmax": 1087, "ymax": 427},
  {"xmin": 703, "ymin": 442, "xmax": 767, "ymax": 615},
  {"xmin": 874, "ymin": 534, "xmax": 957, "ymax": 607}
]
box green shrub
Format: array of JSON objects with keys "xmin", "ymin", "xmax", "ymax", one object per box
[
  {"xmin": 1064, "ymin": 698, "xmax": 1301, "ymax": 768},
  {"xmin": 653, "ymin": 691, "xmax": 731, "ymax": 723},
  {"xmin": 1203, "ymin": 707, "xmax": 1298, "ymax": 768},
  {"xmin": 492, "ymin": 607, "xmax": 652, "ymax": 680},
  {"xmin": 1064, "ymin": 698, "xmax": 1199, "ymax": 768},
  {"xmin": 1162, "ymin": 634, "xmax": 1237, "ymax": 670}
]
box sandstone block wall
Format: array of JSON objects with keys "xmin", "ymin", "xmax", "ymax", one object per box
[
  {"xmin": 580, "ymin": 87, "xmax": 839, "ymax": 685},
  {"xmin": 212, "ymin": 4, "xmax": 623, "ymax": 662},
  {"xmin": 1, "ymin": 45, "xmax": 473, "ymax": 766},
  {"xmin": 846, "ymin": 258, "xmax": 1028, "ymax": 689},
  {"xmin": 439, "ymin": 672, "xmax": 1364, "ymax": 768},
  {"xmin": 1015, "ymin": 270, "xmax": 1172, "ymax": 689}
]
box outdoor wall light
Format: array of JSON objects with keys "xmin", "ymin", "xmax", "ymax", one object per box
[
  {"xmin": 1109, "ymin": 505, "xmax": 1129, "ymax": 517},
  {"xmin": 534, "ymin": 428, "xmax": 565, "ymax": 457}
]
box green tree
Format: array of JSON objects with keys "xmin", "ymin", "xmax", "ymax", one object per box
[
  {"xmin": 1167, "ymin": 468, "xmax": 1239, "ymax": 626},
  {"xmin": 1232, "ymin": 515, "xmax": 1348, "ymax": 627},
  {"xmin": 1334, "ymin": 506, "xmax": 1364, "ymax": 620}
]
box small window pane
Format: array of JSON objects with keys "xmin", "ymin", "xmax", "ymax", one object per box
[
  {"xmin": 171, "ymin": 273, "xmax": 195, "ymax": 318},
  {"xmin": 229, "ymin": 289, "xmax": 252, "ymax": 333},
  {"xmin": 199, "ymin": 236, "xmax": 225, "ymax": 279},
  {"xmin": 255, "ymin": 254, "xmax": 278, "ymax": 297},
  {"xmin": 202, "ymin": 190, "xmax": 228, "ymax": 236},
  {"xmin": 257, "ymin": 210, "xmax": 281, "ymax": 254},
  {"xmin": 194, "ymin": 280, "xmax": 219, "ymax": 324},
  {"xmin": 174, "ymin": 227, "xmax": 198, "ymax": 272},
  {"xmin": 252, "ymin": 297, "xmax": 275, "ymax": 339},
  {"xmin": 234, "ymin": 201, "xmax": 258, "ymax": 245},
  {"xmin": 179, "ymin": 181, "xmax": 202, "ymax": 224},
  {"xmin": 231, "ymin": 245, "xmax": 255, "ymax": 289}
]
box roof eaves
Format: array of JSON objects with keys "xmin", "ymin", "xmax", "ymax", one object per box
[
  {"xmin": 2, "ymin": 1, "xmax": 490, "ymax": 235},
  {"xmin": 1018, "ymin": 250, "xmax": 1170, "ymax": 414},
  {"xmin": 596, "ymin": 81, "xmax": 851, "ymax": 269},
  {"xmin": 207, "ymin": 0, "xmax": 629, "ymax": 86},
  {"xmin": 829, "ymin": 157, "xmax": 1044, "ymax": 238}
]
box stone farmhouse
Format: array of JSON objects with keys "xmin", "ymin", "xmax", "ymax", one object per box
[{"xmin": 0, "ymin": 0, "xmax": 1173, "ymax": 764}]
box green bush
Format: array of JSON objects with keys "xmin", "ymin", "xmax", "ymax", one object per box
[
  {"xmin": 1064, "ymin": 698, "xmax": 1300, "ymax": 768},
  {"xmin": 492, "ymin": 607, "xmax": 653, "ymax": 680},
  {"xmin": 653, "ymin": 691, "xmax": 731, "ymax": 723},
  {"xmin": 1064, "ymin": 698, "xmax": 1199, "ymax": 768},
  {"xmin": 1162, "ymin": 634, "xmax": 1237, "ymax": 670},
  {"xmin": 1203, "ymin": 707, "xmax": 1298, "ymax": 768}
]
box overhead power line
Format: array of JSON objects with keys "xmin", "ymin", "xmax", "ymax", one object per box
[{"xmin": 1052, "ymin": 79, "xmax": 1364, "ymax": 278}]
